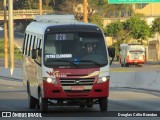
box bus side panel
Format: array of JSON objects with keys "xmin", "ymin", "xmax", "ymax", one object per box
[
  {"xmin": 22, "ymin": 55, "xmax": 28, "ymax": 90},
  {"xmin": 27, "ymin": 56, "xmax": 37, "ymax": 98}
]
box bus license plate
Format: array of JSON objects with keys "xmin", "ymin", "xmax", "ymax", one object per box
[{"xmin": 71, "ymin": 86, "xmax": 84, "ymax": 91}]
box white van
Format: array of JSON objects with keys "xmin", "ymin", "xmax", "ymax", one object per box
[
  {"xmin": 22, "ymin": 15, "xmax": 114, "ymax": 112},
  {"xmin": 119, "ymin": 44, "xmax": 145, "ymax": 67}
]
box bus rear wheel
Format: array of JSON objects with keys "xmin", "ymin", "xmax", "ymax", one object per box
[
  {"xmin": 28, "ymin": 93, "xmax": 37, "ymax": 109},
  {"xmin": 39, "ymin": 91, "xmax": 48, "ymax": 112},
  {"xmin": 99, "ymin": 97, "xmax": 108, "ymax": 112}
]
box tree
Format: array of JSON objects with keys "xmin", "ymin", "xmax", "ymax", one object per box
[
  {"xmin": 111, "ymin": 4, "xmax": 133, "ymax": 17},
  {"xmin": 58, "ymin": 0, "xmax": 83, "ymax": 20},
  {"xmin": 87, "ymin": 0, "xmax": 133, "ymax": 18},
  {"xmin": 151, "ymin": 17, "xmax": 160, "ymax": 61},
  {"xmin": 151, "ymin": 17, "xmax": 160, "ymax": 34},
  {"xmin": 105, "ymin": 21, "xmax": 123, "ymax": 37},
  {"xmin": 43, "ymin": 0, "xmax": 53, "ymax": 10},
  {"xmin": 0, "ymin": 1, "xmax": 3, "ymax": 10},
  {"xmin": 105, "ymin": 15, "xmax": 151, "ymax": 55},
  {"xmin": 88, "ymin": 0, "xmax": 108, "ymax": 17},
  {"xmin": 13, "ymin": 0, "xmax": 30, "ymax": 9},
  {"xmin": 89, "ymin": 14, "xmax": 103, "ymax": 30},
  {"xmin": 125, "ymin": 15, "xmax": 151, "ymax": 44},
  {"xmin": 13, "ymin": 0, "xmax": 53, "ymax": 10},
  {"xmin": 104, "ymin": 21, "xmax": 125, "ymax": 56}
]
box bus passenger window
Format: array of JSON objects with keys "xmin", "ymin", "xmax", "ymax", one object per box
[
  {"xmin": 24, "ymin": 34, "xmax": 29, "ymax": 55},
  {"xmin": 22, "ymin": 34, "xmax": 26, "ymax": 54},
  {"xmin": 28, "ymin": 35, "xmax": 33, "ymax": 56}
]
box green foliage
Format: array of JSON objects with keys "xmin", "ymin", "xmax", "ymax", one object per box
[
  {"xmin": 0, "ymin": 1, "xmax": 3, "ymax": 10},
  {"xmin": 14, "ymin": 0, "xmax": 30, "ymax": 9},
  {"xmin": 125, "ymin": 15, "xmax": 151, "ymax": 40},
  {"xmin": 90, "ymin": 14, "xmax": 103, "ymax": 30},
  {"xmin": 0, "ymin": 39, "xmax": 22, "ymax": 60},
  {"xmin": 13, "ymin": 0, "xmax": 53, "ymax": 10},
  {"xmin": 105, "ymin": 15, "xmax": 152, "ymax": 54},
  {"xmin": 88, "ymin": 0, "xmax": 110, "ymax": 17},
  {"xmin": 105, "ymin": 21, "xmax": 124, "ymax": 37},
  {"xmin": 105, "ymin": 15, "xmax": 151, "ymax": 43},
  {"xmin": 104, "ymin": 21, "xmax": 125, "ymax": 55},
  {"xmin": 151, "ymin": 17, "xmax": 160, "ymax": 34},
  {"xmin": 88, "ymin": 0, "xmax": 132, "ymax": 18},
  {"xmin": 57, "ymin": 0, "xmax": 83, "ymax": 20}
]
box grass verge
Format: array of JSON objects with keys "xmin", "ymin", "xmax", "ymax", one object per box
[{"xmin": 0, "ymin": 38, "xmax": 22, "ymax": 60}]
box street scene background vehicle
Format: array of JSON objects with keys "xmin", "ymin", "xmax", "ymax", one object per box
[{"xmin": 119, "ymin": 44, "xmax": 146, "ymax": 67}]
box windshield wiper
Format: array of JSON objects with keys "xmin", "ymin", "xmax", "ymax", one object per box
[{"xmin": 80, "ymin": 60, "xmax": 103, "ymax": 67}]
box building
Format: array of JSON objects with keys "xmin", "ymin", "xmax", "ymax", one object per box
[{"xmin": 135, "ymin": 3, "xmax": 160, "ymax": 61}]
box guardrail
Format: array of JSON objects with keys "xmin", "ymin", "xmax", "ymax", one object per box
[{"xmin": 110, "ymin": 71, "xmax": 160, "ymax": 91}]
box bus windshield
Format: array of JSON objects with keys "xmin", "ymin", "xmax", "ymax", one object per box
[{"xmin": 44, "ymin": 32, "xmax": 108, "ymax": 68}]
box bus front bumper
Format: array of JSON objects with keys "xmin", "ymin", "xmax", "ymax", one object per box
[
  {"xmin": 43, "ymin": 81, "xmax": 109, "ymax": 99},
  {"xmin": 127, "ymin": 59, "xmax": 145, "ymax": 64}
]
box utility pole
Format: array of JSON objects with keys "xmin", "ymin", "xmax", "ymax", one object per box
[
  {"xmin": 83, "ymin": 0, "xmax": 88, "ymax": 23},
  {"xmin": 8, "ymin": 0, "xmax": 14, "ymax": 75},
  {"xmin": 3, "ymin": 0, "xmax": 8, "ymax": 68},
  {"xmin": 39, "ymin": 0, "xmax": 42, "ymax": 15}
]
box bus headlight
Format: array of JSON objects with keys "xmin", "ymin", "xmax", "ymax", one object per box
[
  {"xmin": 44, "ymin": 77, "xmax": 57, "ymax": 84},
  {"xmin": 97, "ymin": 76, "xmax": 109, "ymax": 84},
  {"xmin": 47, "ymin": 78, "xmax": 52, "ymax": 83}
]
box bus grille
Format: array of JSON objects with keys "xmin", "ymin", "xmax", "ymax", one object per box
[{"xmin": 59, "ymin": 78, "xmax": 95, "ymax": 86}]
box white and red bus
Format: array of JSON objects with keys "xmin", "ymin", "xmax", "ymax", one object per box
[
  {"xmin": 22, "ymin": 15, "xmax": 114, "ymax": 112},
  {"xmin": 119, "ymin": 44, "xmax": 146, "ymax": 67}
]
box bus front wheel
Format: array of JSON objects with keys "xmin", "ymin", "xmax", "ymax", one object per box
[{"xmin": 99, "ymin": 97, "xmax": 108, "ymax": 112}]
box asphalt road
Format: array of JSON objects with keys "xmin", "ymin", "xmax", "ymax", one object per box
[{"xmin": 0, "ymin": 77, "xmax": 160, "ymax": 119}]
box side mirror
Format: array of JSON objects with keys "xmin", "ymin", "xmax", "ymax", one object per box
[
  {"xmin": 32, "ymin": 49, "xmax": 37, "ymax": 59},
  {"xmin": 108, "ymin": 47, "xmax": 115, "ymax": 58}
]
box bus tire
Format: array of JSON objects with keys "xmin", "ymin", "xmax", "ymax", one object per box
[
  {"xmin": 124, "ymin": 63, "xmax": 129, "ymax": 67},
  {"xmin": 27, "ymin": 83, "xmax": 37, "ymax": 109},
  {"xmin": 99, "ymin": 97, "xmax": 108, "ymax": 112},
  {"xmin": 28, "ymin": 93, "xmax": 37, "ymax": 109},
  {"xmin": 120, "ymin": 59, "xmax": 124, "ymax": 67},
  {"xmin": 39, "ymin": 90, "xmax": 48, "ymax": 112}
]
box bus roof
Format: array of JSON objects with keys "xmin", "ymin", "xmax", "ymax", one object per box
[
  {"xmin": 34, "ymin": 15, "xmax": 76, "ymax": 22},
  {"xmin": 25, "ymin": 15, "xmax": 98, "ymax": 35}
]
